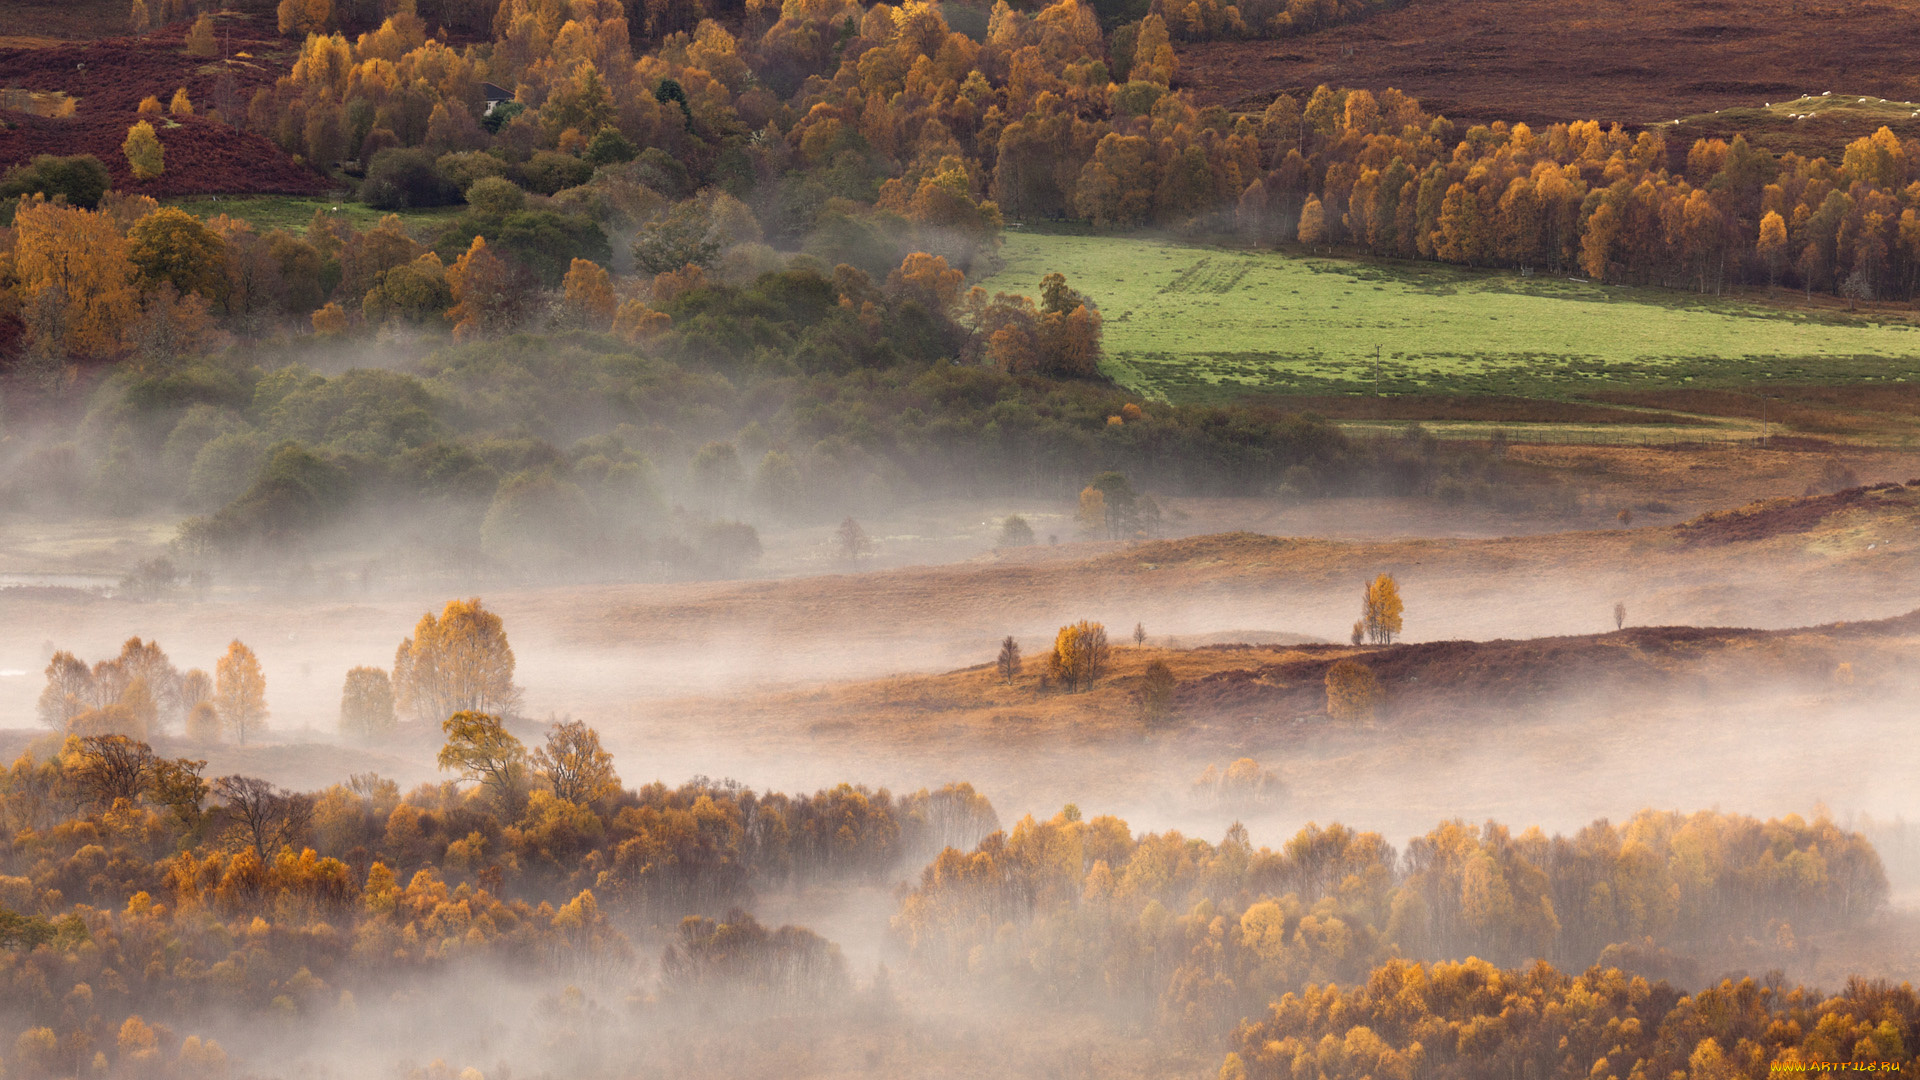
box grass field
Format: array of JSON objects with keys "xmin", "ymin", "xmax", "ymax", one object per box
[
  {"xmin": 164, "ymin": 195, "xmax": 464, "ymax": 237},
  {"xmin": 978, "ymin": 233, "xmax": 1920, "ymax": 404}
]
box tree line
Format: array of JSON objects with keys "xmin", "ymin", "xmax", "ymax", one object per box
[
  {"xmin": 1224, "ymin": 956, "xmax": 1919, "ymax": 1079},
  {"xmin": 0, "ymin": 714, "xmax": 1000, "ymax": 1076},
  {"xmin": 892, "ymin": 805, "xmax": 1888, "ymax": 1036}
]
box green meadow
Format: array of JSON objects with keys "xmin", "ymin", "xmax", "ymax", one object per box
[
  {"xmin": 977, "ymin": 232, "xmax": 1920, "ymax": 403},
  {"xmin": 164, "ymin": 194, "xmax": 465, "ymax": 236}
]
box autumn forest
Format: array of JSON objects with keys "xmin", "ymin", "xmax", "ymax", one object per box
[{"xmin": 3, "ymin": 0, "xmax": 1920, "ymax": 1074}]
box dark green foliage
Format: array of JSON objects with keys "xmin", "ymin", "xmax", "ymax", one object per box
[
  {"xmin": 654, "ymin": 78, "xmax": 692, "ymax": 127},
  {"xmin": 0, "ymin": 154, "xmax": 111, "ymax": 212},
  {"xmin": 801, "ymin": 209, "xmax": 913, "ymax": 280},
  {"xmin": 480, "ymin": 99, "xmax": 525, "ymax": 134},
  {"xmin": 1089, "ymin": 0, "xmax": 1152, "ymax": 28},
  {"xmin": 436, "ymin": 209, "xmax": 611, "ymax": 287},
  {"xmin": 1110, "ymin": 80, "xmax": 1166, "ymax": 119},
  {"xmin": 584, "ymin": 127, "xmax": 637, "ymax": 167},
  {"xmin": 633, "ymin": 147, "xmax": 691, "ymax": 198},
  {"xmin": 198, "ymin": 441, "xmax": 353, "ymax": 549},
  {"xmin": 516, "ymin": 150, "xmax": 594, "ymax": 196},
  {"xmin": 362, "ymin": 148, "xmax": 460, "ymax": 210},
  {"xmin": 0, "ymin": 908, "xmax": 89, "ymax": 951},
  {"xmin": 496, "ymin": 210, "xmax": 612, "ymax": 286},
  {"xmin": 256, "ymin": 368, "xmax": 443, "ymax": 454}
]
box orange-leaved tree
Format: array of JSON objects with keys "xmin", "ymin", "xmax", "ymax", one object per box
[
  {"xmin": 560, "ymin": 257, "xmax": 616, "ymax": 329},
  {"xmin": 12, "ymin": 199, "xmax": 139, "ymax": 359}
]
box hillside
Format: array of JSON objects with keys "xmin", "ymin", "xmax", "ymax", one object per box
[
  {"xmin": 5, "ymin": 481, "xmax": 1918, "ymax": 734},
  {"xmin": 0, "ymin": 17, "xmax": 326, "ymax": 195},
  {"xmin": 1176, "ymin": 0, "xmax": 1920, "ymax": 143}
]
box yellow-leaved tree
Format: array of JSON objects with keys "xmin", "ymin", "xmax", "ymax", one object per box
[
  {"xmin": 169, "ymin": 88, "xmax": 193, "ymax": 116},
  {"xmin": 277, "ymin": 0, "xmax": 332, "ymax": 36},
  {"xmin": 123, "ymin": 120, "xmax": 164, "ymax": 180},
  {"xmin": 394, "ymin": 597, "xmax": 521, "ymax": 725},
  {"xmin": 1048, "ymin": 620, "xmax": 1110, "ymax": 692},
  {"xmin": 127, "ymin": 207, "xmax": 229, "ymax": 300},
  {"xmin": 437, "ymin": 710, "xmax": 527, "ymax": 812},
  {"xmin": 183, "ymin": 13, "xmax": 216, "ymax": 56},
  {"xmin": 1362, "ymin": 572, "xmax": 1403, "ymax": 645},
  {"xmin": 214, "ymin": 639, "xmax": 268, "ymax": 745}
]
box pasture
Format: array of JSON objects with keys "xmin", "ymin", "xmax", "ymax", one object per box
[{"xmin": 978, "ymin": 233, "xmax": 1920, "ymax": 404}]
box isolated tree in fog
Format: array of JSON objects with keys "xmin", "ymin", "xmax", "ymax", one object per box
[
  {"xmin": 180, "ymin": 667, "xmax": 211, "ymax": 712},
  {"xmin": 1140, "ymin": 660, "xmax": 1176, "ymax": 725},
  {"xmin": 214, "ymin": 639, "xmax": 267, "ymax": 745},
  {"xmin": 185, "ymin": 700, "xmax": 222, "ymax": 743},
  {"xmin": 1049, "ymin": 621, "xmax": 1111, "ymax": 692},
  {"xmin": 1362, "ymin": 573, "xmax": 1403, "ymax": 645},
  {"xmin": 1326, "ymin": 659, "xmax": 1382, "ymax": 721},
  {"xmin": 531, "ymin": 719, "xmax": 620, "ymax": 804},
  {"xmin": 997, "ymin": 515, "xmax": 1034, "ymax": 547},
  {"xmin": 438, "ymin": 710, "xmax": 529, "ymax": 813},
  {"xmin": 836, "ymin": 517, "xmax": 873, "ymax": 562},
  {"xmin": 1614, "ymin": 601, "xmax": 1627, "ymax": 630},
  {"xmin": 1133, "ymin": 622, "xmax": 1146, "ymax": 648},
  {"xmin": 1350, "ymin": 621, "xmax": 1364, "ymax": 646},
  {"xmin": 394, "ymin": 597, "xmax": 520, "ymax": 725},
  {"xmin": 997, "ymin": 636, "xmax": 1021, "ymax": 682},
  {"xmin": 339, "ymin": 666, "xmax": 395, "ymax": 744},
  {"xmin": 1076, "ymin": 487, "xmax": 1106, "ymax": 537}
]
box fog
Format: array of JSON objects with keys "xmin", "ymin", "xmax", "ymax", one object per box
[{"xmin": 6, "ymin": 423, "xmax": 1920, "ymax": 1077}]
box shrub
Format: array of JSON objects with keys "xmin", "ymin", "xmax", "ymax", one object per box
[
  {"xmin": 0, "ymin": 155, "xmax": 111, "ymax": 210},
  {"xmin": 362, "ymin": 148, "xmax": 458, "ymax": 210},
  {"xmin": 516, "ymin": 150, "xmax": 593, "ymax": 196},
  {"xmin": 1325, "ymin": 659, "xmax": 1382, "ymax": 722},
  {"xmin": 464, "ymin": 175, "xmax": 526, "ymax": 218},
  {"xmin": 436, "ymin": 150, "xmax": 509, "ymax": 194},
  {"xmin": 584, "ymin": 127, "xmax": 637, "ymax": 167}
]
